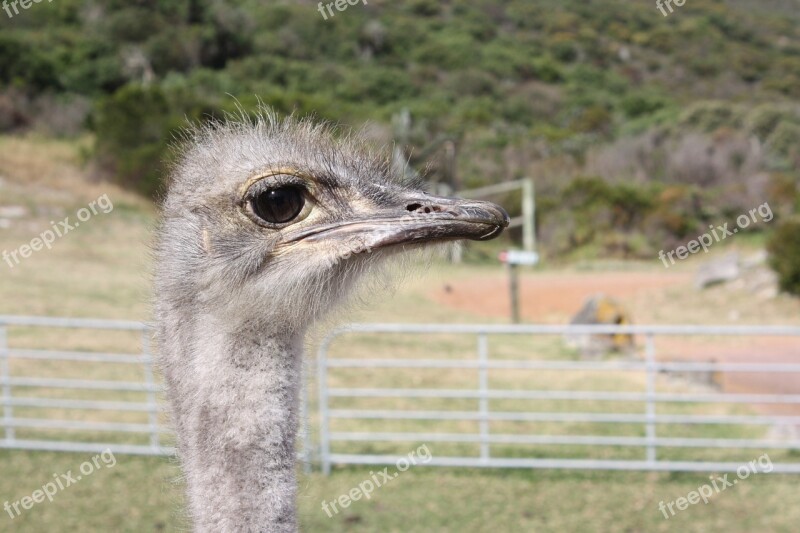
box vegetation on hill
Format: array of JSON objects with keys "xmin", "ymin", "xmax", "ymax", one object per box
[
  {"xmin": 769, "ymin": 218, "xmax": 800, "ymax": 296},
  {"xmin": 1, "ymin": 0, "xmax": 798, "ymax": 261}
]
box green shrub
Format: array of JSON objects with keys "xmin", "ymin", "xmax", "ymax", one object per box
[
  {"xmin": 411, "ymin": 33, "xmax": 478, "ymax": 70},
  {"xmin": 407, "ymin": 0, "xmax": 440, "ymax": 16},
  {"xmin": 335, "ymin": 67, "xmax": 417, "ymax": 104},
  {"xmin": 92, "ymin": 84, "xmax": 179, "ymax": 198},
  {"xmin": 621, "ymin": 94, "xmax": 666, "ymax": 119},
  {"xmin": 765, "ymin": 121, "xmax": 800, "ymax": 162},
  {"xmin": 529, "ymin": 57, "xmax": 563, "ymax": 83},
  {"xmin": 57, "ymin": 41, "xmax": 125, "ymax": 95},
  {"xmin": 679, "ymin": 102, "xmax": 743, "ymax": 132},
  {"xmin": 768, "ymin": 218, "xmax": 800, "ymax": 296},
  {"xmin": 745, "ymin": 104, "xmax": 787, "ymax": 141},
  {"xmin": 0, "ymin": 36, "xmax": 60, "ymax": 92}
]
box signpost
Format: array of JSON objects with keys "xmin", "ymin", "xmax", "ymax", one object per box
[{"xmin": 499, "ymin": 250, "xmax": 539, "ymax": 323}]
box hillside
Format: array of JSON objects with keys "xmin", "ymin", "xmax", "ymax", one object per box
[{"xmin": 1, "ymin": 0, "xmax": 799, "ymax": 257}]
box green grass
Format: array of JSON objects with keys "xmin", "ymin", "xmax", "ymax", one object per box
[
  {"xmin": 1, "ymin": 136, "xmax": 800, "ymax": 531},
  {"xmin": 2, "ymin": 451, "xmax": 799, "ymax": 532}
]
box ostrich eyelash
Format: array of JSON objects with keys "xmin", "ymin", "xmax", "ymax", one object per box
[{"xmin": 238, "ymin": 168, "xmax": 311, "ymax": 199}]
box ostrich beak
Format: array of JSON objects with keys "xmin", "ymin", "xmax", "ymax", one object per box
[{"xmin": 285, "ymin": 193, "xmax": 510, "ymax": 251}]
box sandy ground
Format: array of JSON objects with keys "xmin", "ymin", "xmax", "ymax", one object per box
[
  {"xmin": 431, "ymin": 270, "xmax": 691, "ymax": 323},
  {"xmin": 431, "ymin": 269, "xmax": 800, "ymax": 416}
]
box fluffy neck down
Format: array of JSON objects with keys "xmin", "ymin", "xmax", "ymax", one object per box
[{"xmin": 159, "ymin": 310, "xmax": 304, "ymax": 532}]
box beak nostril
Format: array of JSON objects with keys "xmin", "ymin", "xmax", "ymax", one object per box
[
  {"xmin": 407, "ymin": 203, "xmax": 446, "ymax": 215},
  {"xmin": 406, "ymin": 203, "xmax": 444, "ymax": 214}
]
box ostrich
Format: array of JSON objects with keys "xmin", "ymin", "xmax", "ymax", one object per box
[{"xmin": 154, "ymin": 108, "xmax": 509, "ymax": 532}]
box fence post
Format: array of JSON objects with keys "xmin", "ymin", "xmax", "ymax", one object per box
[
  {"xmin": 522, "ymin": 178, "xmax": 536, "ymax": 253},
  {"xmin": 0, "ymin": 325, "xmax": 13, "ymax": 443},
  {"xmin": 141, "ymin": 329, "xmax": 160, "ymax": 451},
  {"xmin": 318, "ymin": 337, "xmax": 331, "ymax": 476},
  {"xmin": 645, "ymin": 334, "xmax": 657, "ymax": 465},
  {"xmin": 478, "ymin": 334, "xmax": 490, "ymax": 462},
  {"xmin": 301, "ymin": 358, "xmax": 312, "ymax": 474}
]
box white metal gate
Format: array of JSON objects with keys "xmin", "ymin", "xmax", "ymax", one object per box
[
  {"xmin": 0, "ymin": 315, "xmax": 169, "ymax": 456},
  {"xmin": 316, "ymin": 324, "xmax": 800, "ymax": 474}
]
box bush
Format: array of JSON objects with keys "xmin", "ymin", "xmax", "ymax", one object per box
[
  {"xmin": 765, "ymin": 121, "xmax": 800, "ymax": 163},
  {"xmin": 679, "ymin": 102, "xmax": 743, "ymax": 132},
  {"xmin": 0, "ymin": 36, "xmax": 60, "ymax": 92},
  {"xmin": 621, "ymin": 94, "xmax": 666, "ymax": 118},
  {"xmin": 92, "ymin": 84, "xmax": 178, "ymax": 198},
  {"xmin": 768, "ymin": 218, "xmax": 800, "ymax": 296}
]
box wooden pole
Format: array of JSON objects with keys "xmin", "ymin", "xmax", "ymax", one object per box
[
  {"xmin": 522, "ymin": 178, "xmax": 535, "ymax": 253},
  {"xmin": 509, "ymin": 264, "xmax": 520, "ymax": 324}
]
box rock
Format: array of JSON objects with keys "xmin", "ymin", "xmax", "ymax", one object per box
[
  {"xmin": 0, "ymin": 205, "xmax": 26, "ymax": 218},
  {"xmin": 695, "ymin": 252, "xmax": 740, "ymax": 289},
  {"xmin": 661, "ymin": 359, "xmax": 722, "ymax": 390},
  {"xmin": 741, "ymin": 250, "xmax": 768, "ymax": 270},
  {"xmin": 745, "ymin": 267, "xmax": 779, "ymax": 299},
  {"xmin": 566, "ymin": 294, "xmax": 635, "ymax": 359},
  {"xmin": 696, "ymin": 249, "xmax": 778, "ymax": 298},
  {"xmin": 766, "ymin": 424, "xmax": 800, "ymax": 441}
]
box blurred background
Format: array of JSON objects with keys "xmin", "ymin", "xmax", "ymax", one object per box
[{"xmin": 1, "ymin": 0, "xmax": 800, "ymax": 531}]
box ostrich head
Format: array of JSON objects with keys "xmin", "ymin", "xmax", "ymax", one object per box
[
  {"xmin": 155, "ymin": 108, "xmax": 508, "ymax": 532},
  {"xmin": 158, "ymin": 110, "xmax": 508, "ymax": 331}
]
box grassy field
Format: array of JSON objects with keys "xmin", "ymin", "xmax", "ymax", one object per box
[{"xmin": 1, "ymin": 136, "xmax": 800, "ymax": 532}]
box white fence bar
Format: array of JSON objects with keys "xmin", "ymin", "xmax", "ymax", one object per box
[
  {"xmin": 141, "ymin": 330, "xmax": 160, "ymax": 451},
  {"xmin": 327, "ymin": 359, "xmax": 800, "ymax": 372},
  {"xmin": 318, "ymin": 334, "xmax": 332, "ymax": 475},
  {"xmin": 5, "ymin": 418, "xmax": 170, "ymax": 433},
  {"xmin": 326, "ymin": 454, "xmax": 800, "ymax": 474},
  {"xmin": 477, "ymin": 334, "xmax": 489, "ymax": 461},
  {"xmin": 328, "ymin": 323, "xmax": 800, "ymax": 336},
  {"xmin": 329, "ymin": 432, "xmax": 800, "ymax": 450},
  {"xmin": 0, "ymin": 439, "xmax": 174, "ymax": 456},
  {"xmin": 6, "ymin": 397, "xmax": 161, "ymax": 412},
  {"xmin": 0, "ymin": 377, "xmax": 161, "ymax": 392},
  {"xmin": 0, "ymin": 325, "xmax": 13, "ymax": 443},
  {"xmin": 0, "ymin": 316, "xmax": 145, "ymax": 330},
  {"xmin": 8, "ymin": 349, "xmax": 149, "ymax": 363},
  {"xmin": 327, "ymin": 409, "xmax": 800, "ymax": 425},
  {"xmin": 645, "ymin": 334, "xmax": 657, "ymax": 464},
  {"xmin": 327, "ymin": 388, "xmax": 800, "ymax": 404}
]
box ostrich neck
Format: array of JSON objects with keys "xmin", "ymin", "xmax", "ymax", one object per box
[{"xmin": 166, "ymin": 312, "xmax": 305, "ymax": 533}]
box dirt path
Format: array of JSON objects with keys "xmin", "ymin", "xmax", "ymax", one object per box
[
  {"xmin": 430, "ymin": 270, "xmax": 800, "ymax": 416},
  {"xmin": 431, "ymin": 271, "xmax": 691, "ymax": 322},
  {"xmin": 659, "ymin": 337, "xmax": 800, "ymax": 416}
]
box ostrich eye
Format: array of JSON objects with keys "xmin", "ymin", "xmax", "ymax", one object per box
[{"xmin": 250, "ymin": 186, "xmax": 305, "ymax": 224}]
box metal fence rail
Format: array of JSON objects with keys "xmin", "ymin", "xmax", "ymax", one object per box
[
  {"xmin": 0, "ymin": 315, "xmax": 172, "ymax": 456},
  {"xmin": 5, "ymin": 316, "xmax": 800, "ymax": 475},
  {"xmin": 0, "ymin": 316, "xmax": 315, "ymax": 461},
  {"xmin": 317, "ymin": 323, "xmax": 800, "ymax": 474}
]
